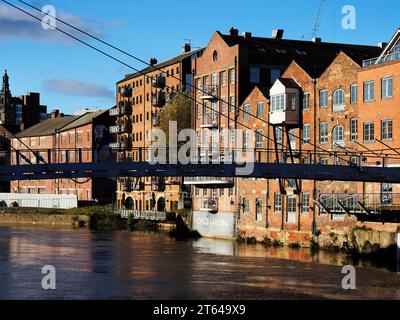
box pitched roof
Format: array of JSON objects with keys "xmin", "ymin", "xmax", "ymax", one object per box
[
  {"xmin": 278, "ymin": 78, "xmax": 301, "ymax": 89},
  {"xmin": 62, "ymin": 110, "xmax": 108, "ymax": 131},
  {"xmin": 15, "ymin": 116, "xmax": 78, "ymax": 138},
  {"xmin": 118, "ymin": 48, "xmax": 204, "ymax": 84},
  {"xmin": 218, "ymin": 32, "xmax": 382, "ymax": 77}
]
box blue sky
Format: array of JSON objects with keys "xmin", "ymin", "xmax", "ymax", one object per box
[{"xmin": 1, "ymin": 0, "xmax": 399, "ymax": 114}]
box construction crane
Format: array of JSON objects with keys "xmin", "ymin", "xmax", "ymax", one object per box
[{"xmin": 311, "ymin": 0, "xmax": 326, "ymax": 39}]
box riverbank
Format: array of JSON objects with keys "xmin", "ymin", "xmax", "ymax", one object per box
[{"xmin": 0, "ymin": 207, "xmax": 176, "ymax": 231}]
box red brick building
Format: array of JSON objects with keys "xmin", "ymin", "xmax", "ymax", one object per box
[
  {"xmin": 188, "ymin": 28, "xmax": 385, "ymax": 240},
  {"xmin": 112, "ymin": 44, "xmax": 203, "ymax": 212},
  {"xmin": 11, "ymin": 111, "xmax": 115, "ymax": 204}
]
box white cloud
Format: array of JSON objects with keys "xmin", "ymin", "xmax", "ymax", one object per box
[
  {"xmin": 0, "ymin": 4, "xmax": 103, "ymax": 43},
  {"xmin": 44, "ymin": 79, "xmax": 114, "ymax": 98}
]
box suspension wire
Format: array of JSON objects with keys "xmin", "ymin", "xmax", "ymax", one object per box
[{"xmin": 4, "ymin": 0, "xmax": 398, "ymax": 166}]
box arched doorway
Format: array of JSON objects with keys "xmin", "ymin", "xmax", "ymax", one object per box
[
  {"xmin": 157, "ymin": 197, "xmax": 166, "ymax": 212},
  {"xmin": 125, "ymin": 197, "xmax": 134, "ymax": 210}
]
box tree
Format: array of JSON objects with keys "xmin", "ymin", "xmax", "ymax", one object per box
[{"xmin": 157, "ymin": 93, "xmax": 192, "ymax": 146}]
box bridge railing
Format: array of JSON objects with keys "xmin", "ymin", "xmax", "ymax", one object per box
[
  {"xmin": 2, "ymin": 146, "xmax": 397, "ymax": 167},
  {"xmin": 319, "ymin": 193, "xmax": 400, "ymax": 215},
  {"xmin": 118, "ymin": 210, "xmax": 167, "ymax": 221}
]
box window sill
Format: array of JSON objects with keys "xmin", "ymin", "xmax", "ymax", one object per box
[
  {"xmin": 363, "ymin": 100, "xmax": 376, "ymax": 103},
  {"xmin": 382, "ymin": 96, "xmax": 394, "ymax": 101}
]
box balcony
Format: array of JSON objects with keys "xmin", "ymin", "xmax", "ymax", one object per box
[
  {"xmin": 120, "ymin": 86, "xmax": 132, "ymax": 98},
  {"xmin": 120, "ymin": 140, "xmax": 132, "ymax": 150},
  {"xmin": 152, "ymin": 178, "xmax": 165, "ymax": 191},
  {"xmin": 184, "ymin": 177, "xmax": 234, "ymax": 188},
  {"xmin": 120, "ymin": 103, "xmax": 132, "ymax": 116},
  {"xmin": 200, "ymin": 85, "xmax": 219, "ymax": 102},
  {"xmin": 109, "ymin": 108, "xmax": 119, "ymax": 117},
  {"xmin": 120, "ymin": 179, "xmax": 133, "ymax": 192},
  {"xmin": 152, "ymin": 115, "xmax": 159, "ymax": 126},
  {"xmin": 152, "ymin": 76, "xmax": 166, "ymax": 89},
  {"xmin": 165, "ymin": 177, "xmax": 181, "ymax": 185},
  {"xmin": 200, "ymin": 198, "xmax": 218, "ymax": 213},
  {"xmin": 132, "ymin": 181, "xmax": 144, "ymax": 191},
  {"xmin": 109, "ymin": 142, "xmax": 121, "ymax": 150},
  {"xmin": 200, "ymin": 113, "xmax": 218, "ymax": 128},
  {"xmin": 152, "ymin": 92, "xmax": 166, "ymax": 108},
  {"xmin": 110, "ymin": 123, "xmax": 132, "ymax": 134},
  {"xmin": 109, "ymin": 126, "xmax": 120, "ymax": 134},
  {"xmin": 363, "ymin": 51, "xmax": 400, "ymax": 68}
]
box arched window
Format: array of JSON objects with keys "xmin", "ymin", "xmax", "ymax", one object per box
[
  {"xmin": 333, "ymin": 89, "xmax": 345, "ymax": 111},
  {"xmin": 332, "ymin": 125, "xmax": 345, "ymax": 146}
]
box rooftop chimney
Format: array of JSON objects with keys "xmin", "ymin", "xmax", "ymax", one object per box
[
  {"xmin": 378, "ymin": 42, "xmax": 388, "ymax": 49},
  {"xmin": 272, "ymin": 29, "xmax": 284, "ymax": 39},
  {"xmin": 50, "ymin": 109, "xmax": 60, "ymax": 119},
  {"xmin": 229, "ymin": 27, "xmax": 239, "ymax": 37},
  {"xmin": 149, "ymin": 58, "xmax": 158, "ymax": 66},
  {"xmin": 183, "ymin": 43, "xmax": 191, "ymax": 53},
  {"xmin": 243, "ymin": 32, "xmax": 252, "ymax": 39},
  {"xmin": 312, "ymin": 37, "xmax": 322, "ymax": 44}
]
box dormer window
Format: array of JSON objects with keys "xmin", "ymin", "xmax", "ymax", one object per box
[{"xmin": 271, "ymin": 94, "xmax": 285, "ymax": 111}]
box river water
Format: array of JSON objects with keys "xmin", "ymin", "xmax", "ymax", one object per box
[{"xmin": 0, "ymin": 226, "xmax": 398, "ymax": 300}]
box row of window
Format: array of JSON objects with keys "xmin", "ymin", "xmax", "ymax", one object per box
[
  {"xmin": 300, "ymin": 119, "xmax": 393, "ymax": 146},
  {"xmin": 60, "ymin": 131, "xmax": 90, "ymax": 145},
  {"xmin": 196, "ymin": 69, "xmax": 235, "ymax": 90},
  {"xmin": 128, "ymin": 67, "xmax": 180, "ymax": 90},
  {"xmin": 274, "ymin": 193, "xmax": 310, "ymax": 214},
  {"xmin": 194, "ymin": 187, "xmax": 234, "ymax": 197},
  {"xmin": 303, "ymin": 76, "xmax": 393, "ymax": 112},
  {"xmin": 363, "ymin": 77, "xmax": 393, "ymax": 102},
  {"xmin": 242, "ymin": 198, "xmax": 263, "ymax": 222}
]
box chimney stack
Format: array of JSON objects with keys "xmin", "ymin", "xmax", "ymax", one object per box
[
  {"xmin": 378, "ymin": 42, "xmax": 388, "ymax": 49},
  {"xmin": 229, "ymin": 27, "xmax": 239, "ymax": 37},
  {"xmin": 50, "ymin": 109, "xmax": 60, "ymax": 119},
  {"xmin": 312, "ymin": 37, "xmax": 322, "ymax": 44},
  {"xmin": 243, "ymin": 32, "xmax": 252, "ymax": 39},
  {"xmin": 272, "ymin": 29, "xmax": 284, "ymax": 39},
  {"xmin": 183, "ymin": 43, "xmax": 191, "ymax": 53},
  {"xmin": 149, "ymin": 58, "xmax": 158, "ymax": 66}
]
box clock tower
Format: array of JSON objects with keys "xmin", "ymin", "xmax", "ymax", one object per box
[{"xmin": 0, "ymin": 70, "xmax": 12, "ymax": 126}]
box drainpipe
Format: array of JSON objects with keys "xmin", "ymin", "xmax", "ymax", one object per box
[
  {"xmin": 312, "ymin": 78, "xmax": 318, "ymax": 234},
  {"xmin": 234, "ymin": 56, "xmax": 239, "ymax": 238}
]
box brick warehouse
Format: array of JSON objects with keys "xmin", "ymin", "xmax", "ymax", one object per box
[
  {"xmin": 188, "ymin": 27, "xmax": 400, "ymax": 241},
  {"xmin": 11, "ymin": 111, "xmax": 116, "ymax": 204},
  {"xmin": 112, "ymin": 44, "xmax": 203, "ymax": 212}
]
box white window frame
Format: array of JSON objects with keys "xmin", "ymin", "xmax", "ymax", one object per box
[
  {"xmin": 303, "ymin": 124, "xmax": 311, "ymax": 145},
  {"xmin": 350, "ymin": 118, "xmax": 358, "ymax": 141},
  {"xmin": 382, "ymin": 77, "xmax": 393, "ymax": 99},
  {"xmin": 332, "ymin": 89, "xmax": 345, "ymax": 112},
  {"xmin": 332, "ymin": 125, "xmax": 345, "ymax": 147},
  {"xmin": 364, "ymin": 81, "xmax": 375, "ymax": 102},
  {"xmin": 320, "ymin": 90, "xmax": 328, "ymax": 108},
  {"xmin": 320, "ymin": 122, "xmax": 328, "ymax": 144},
  {"xmin": 350, "ymin": 84, "xmax": 358, "ymax": 104}
]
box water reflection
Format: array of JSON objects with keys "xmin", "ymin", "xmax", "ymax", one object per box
[{"xmin": 0, "ymin": 227, "xmax": 398, "ymax": 300}]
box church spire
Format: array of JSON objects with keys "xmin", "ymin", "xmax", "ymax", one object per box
[{"xmin": 2, "ymin": 70, "xmax": 10, "ymax": 94}]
